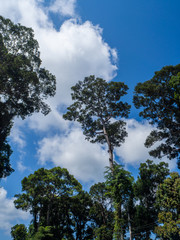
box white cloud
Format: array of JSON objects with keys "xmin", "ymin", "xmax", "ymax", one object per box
[
  {"xmin": 115, "ymin": 119, "xmax": 177, "ymax": 170},
  {"xmin": 17, "ymin": 161, "xmax": 28, "ymax": 172},
  {"xmin": 28, "ymin": 106, "xmax": 68, "ymax": 132},
  {"xmin": 36, "ymin": 19, "xmax": 117, "ymax": 105},
  {"xmin": 0, "ymin": 0, "xmax": 52, "ymax": 30},
  {"xmin": 0, "ymin": 187, "xmax": 30, "ymax": 233},
  {"xmin": 49, "ymin": 0, "xmax": 77, "ymax": 17},
  {"xmin": 29, "ymin": 18, "xmax": 117, "ymax": 132},
  {"xmin": 115, "ymin": 119, "xmax": 154, "ymax": 165},
  {"xmin": 10, "ymin": 119, "xmax": 26, "ymax": 149},
  {"xmin": 0, "ymin": 0, "xmax": 118, "ymax": 186},
  {"xmin": 0, "ymin": 0, "xmax": 117, "ymax": 133},
  {"xmin": 38, "ymin": 127, "xmax": 109, "ymax": 182}
]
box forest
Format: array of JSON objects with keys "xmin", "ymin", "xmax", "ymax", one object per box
[{"xmin": 0, "ymin": 15, "xmax": 180, "ymax": 240}]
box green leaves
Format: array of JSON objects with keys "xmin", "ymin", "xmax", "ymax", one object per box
[
  {"xmin": 133, "ymin": 64, "xmax": 180, "ymax": 168},
  {"xmin": 89, "ymin": 182, "xmax": 114, "ymax": 239},
  {"xmin": 0, "ymin": 140, "xmax": 13, "ymax": 178},
  {"xmin": 63, "ymin": 75, "xmax": 130, "ymax": 168},
  {"xmin": 170, "ymin": 72, "xmax": 180, "ymax": 101},
  {"xmin": 105, "ymin": 164, "xmax": 134, "ymax": 240},
  {"xmin": 11, "ymin": 224, "xmax": 28, "ymax": 240},
  {"xmin": 0, "ymin": 15, "xmax": 56, "ymax": 179},
  {"xmin": 155, "ymin": 172, "xmax": 180, "ymax": 239},
  {"xmin": 14, "ymin": 167, "xmax": 82, "ymax": 238},
  {"xmin": 132, "ymin": 160, "xmax": 169, "ymax": 239}
]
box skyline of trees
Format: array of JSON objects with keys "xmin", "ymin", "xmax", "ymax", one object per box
[
  {"xmin": 0, "ymin": 15, "xmax": 179, "ymax": 239},
  {"xmin": 11, "ymin": 161, "xmax": 179, "ymax": 240}
]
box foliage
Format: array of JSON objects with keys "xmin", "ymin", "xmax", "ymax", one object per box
[
  {"xmin": 11, "ymin": 224, "xmax": 28, "ymax": 240},
  {"xmin": 0, "ymin": 16, "xmax": 56, "ymax": 118},
  {"xmin": 133, "ymin": 160, "xmax": 169, "ymax": 239},
  {"xmin": 63, "ymin": 75, "xmax": 130, "ymax": 169},
  {"xmin": 170, "ymin": 72, "xmax": 180, "ymax": 101},
  {"xmin": 89, "ymin": 182, "xmax": 114, "ymax": 239},
  {"xmin": 155, "ymin": 172, "xmax": 180, "ymax": 239},
  {"xmin": 11, "ymin": 163, "xmax": 179, "ymax": 240},
  {"xmin": 29, "ymin": 226, "xmax": 54, "ymax": 240},
  {"xmin": 71, "ymin": 191, "xmax": 93, "ymax": 240},
  {"xmin": 0, "ymin": 15, "xmax": 56, "ymax": 178},
  {"xmin": 133, "ymin": 64, "xmax": 180, "ymax": 168},
  {"xmin": 105, "ymin": 164, "xmax": 134, "ymax": 240},
  {"xmin": 0, "ymin": 140, "xmax": 13, "ymax": 178},
  {"xmin": 14, "ymin": 167, "xmax": 82, "ymax": 239}
]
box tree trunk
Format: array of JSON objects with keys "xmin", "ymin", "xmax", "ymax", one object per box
[
  {"xmin": 114, "ymin": 202, "xmax": 124, "ymax": 240},
  {"xmin": 33, "ymin": 211, "xmax": 38, "ymax": 233},
  {"xmin": 128, "ymin": 212, "xmax": 132, "ymax": 240},
  {"xmin": 103, "ymin": 125, "xmax": 114, "ymax": 170},
  {"xmin": 47, "ymin": 203, "xmax": 50, "ymax": 225}
]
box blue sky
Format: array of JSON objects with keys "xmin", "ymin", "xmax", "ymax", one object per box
[{"xmin": 0, "ymin": 0, "xmax": 180, "ymax": 239}]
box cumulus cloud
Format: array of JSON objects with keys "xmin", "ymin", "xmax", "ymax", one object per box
[
  {"xmin": 17, "ymin": 161, "xmax": 28, "ymax": 172},
  {"xmin": 0, "ymin": 187, "xmax": 30, "ymax": 233},
  {"xmin": 0, "ymin": 0, "xmax": 52, "ymax": 30},
  {"xmin": 1, "ymin": 0, "xmax": 118, "ymax": 186},
  {"xmin": 115, "ymin": 119, "xmax": 155, "ymax": 165},
  {"xmin": 33, "ymin": 19, "xmax": 117, "ymax": 107},
  {"xmin": 0, "ymin": 0, "xmax": 117, "ymax": 133},
  {"xmin": 115, "ymin": 119, "xmax": 177, "ymax": 170},
  {"xmin": 10, "ymin": 119, "xmax": 26, "ymax": 149},
  {"xmin": 49, "ymin": 0, "xmax": 77, "ymax": 17},
  {"xmin": 25, "ymin": 16, "xmax": 117, "ymax": 132},
  {"xmin": 38, "ymin": 127, "xmax": 108, "ymax": 182}
]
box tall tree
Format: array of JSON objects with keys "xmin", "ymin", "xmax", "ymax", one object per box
[
  {"xmin": 155, "ymin": 172, "xmax": 180, "ymax": 240},
  {"xmin": 133, "ymin": 160, "xmax": 169, "ymax": 240},
  {"xmin": 133, "ymin": 64, "xmax": 180, "ymax": 168},
  {"xmin": 63, "ymin": 75, "xmax": 130, "ymax": 169},
  {"xmin": 0, "ymin": 16, "xmax": 56, "ymax": 178},
  {"xmin": 14, "ymin": 167, "xmax": 81, "ymax": 239},
  {"xmin": 105, "ymin": 164, "xmax": 134, "ymax": 240}
]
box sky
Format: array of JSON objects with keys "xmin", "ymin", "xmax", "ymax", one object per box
[{"xmin": 0, "ymin": 0, "xmax": 180, "ymax": 239}]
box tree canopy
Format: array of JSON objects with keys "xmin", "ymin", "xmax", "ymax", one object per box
[
  {"xmin": 170, "ymin": 72, "xmax": 180, "ymax": 101},
  {"xmin": 11, "ymin": 162, "xmax": 180, "ymax": 240},
  {"xmin": 14, "ymin": 167, "xmax": 82, "ymax": 239},
  {"xmin": 63, "ymin": 75, "xmax": 130, "ymax": 169},
  {"xmin": 0, "ymin": 16, "xmax": 56, "ymax": 178},
  {"xmin": 155, "ymin": 172, "xmax": 180, "ymax": 239},
  {"xmin": 89, "ymin": 182, "xmax": 114, "ymax": 239},
  {"xmin": 0, "ymin": 16, "xmax": 56, "ymax": 120},
  {"xmin": 133, "ymin": 160, "xmax": 169, "ymax": 239},
  {"xmin": 11, "ymin": 224, "xmax": 28, "ymax": 240},
  {"xmin": 133, "ymin": 64, "xmax": 180, "ymax": 168},
  {"xmin": 105, "ymin": 164, "xmax": 134, "ymax": 240},
  {"xmin": 1, "ymin": 13, "xmax": 179, "ymax": 240}
]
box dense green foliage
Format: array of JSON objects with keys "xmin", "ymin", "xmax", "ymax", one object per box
[
  {"xmin": 89, "ymin": 182, "xmax": 114, "ymax": 239},
  {"xmin": 63, "ymin": 75, "xmax": 131, "ymax": 169},
  {"xmin": 11, "ymin": 224, "xmax": 28, "ymax": 240},
  {"xmin": 132, "ymin": 160, "xmax": 169, "ymax": 239},
  {"xmin": 133, "ymin": 64, "xmax": 180, "ymax": 168},
  {"xmin": 105, "ymin": 164, "xmax": 134, "ymax": 240},
  {"xmin": 155, "ymin": 172, "xmax": 180, "ymax": 239},
  {"xmin": 14, "ymin": 167, "xmax": 82, "ymax": 239},
  {"xmin": 170, "ymin": 72, "xmax": 180, "ymax": 101},
  {"xmin": 12, "ymin": 161, "xmax": 180, "ymax": 240},
  {"xmin": 0, "ymin": 16, "xmax": 56, "ymax": 178}
]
